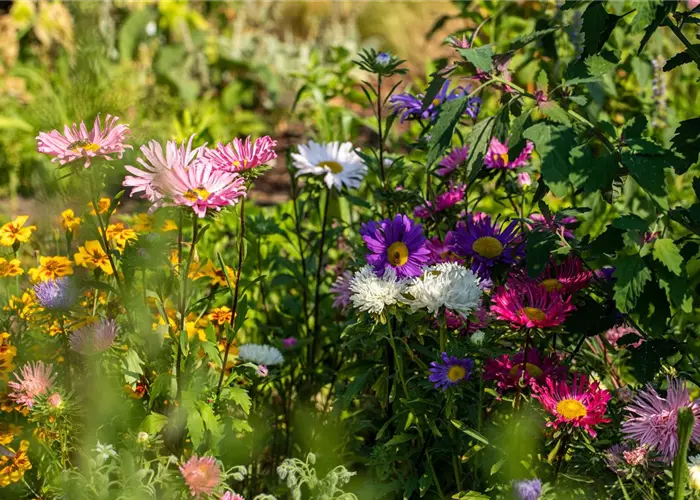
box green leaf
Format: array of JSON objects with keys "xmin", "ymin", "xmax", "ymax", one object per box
[
  {"xmin": 613, "ymin": 254, "xmax": 652, "ymax": 312},
  {"xmin": 612, "ymin": 214, "xmax": 649, "ymax": 232},
  {"xmin": 421, "ymin": 73, "xmax": 447, "ymax": 112},
  {"xmin": 197, "ymin": 402, "xmax": 223, "ymax": 443},
  {"xmin": 663, "ymin": 46, "xmax": 700, "ymax": 72},
  {"xmin": 585, "ymin": 51, "xmax": 620, "ymax": 76},
  {"xmin": 140, "ymin": 413, "xmax": 169, "ymax": 435},
  {"xmin": 465, "ymin": 115, "xmax": 497, "ymax": 182},
  {"xmin": 523, "ymin": 123, "xmax": 577, "ymax": 197},
  {"xmin": 526, "ymin": 230, "xmax": 557, "ymax": 277},
  {"xmin": 458, "ymin": 45, "xmax": 494, "ymax": 72},
  {"xmin": 452, "ymin": 492, "xmax": 490, "ymax": 500},
  {"xmin": 123, "ymin": 349, "xmax": 144, "ymax": 385},
  {"xmin": 629, "ymin": 339, "xmax": 678, "ymax": 382},
  {"xmin": 385, "ymin": 433, "xmax": 417, "ymax": 446},
  {"xmin": 148, "ymin": 373, "xmax": 173, "ymax": 407},
  {"xmin": 119, "ymin": 8, "xmax": 156, "ymax": 62},
  {"xmin": 638, "ymin": 2, "xmax": 675, "ymax": 54},
  {"xmin": 621, "ymin": 152, "xmax": 669, "ymax": 197},
  {"xmin": 653, "ymin": 238, "xmax": 683, "ymax": 276},
  {"xmin": 581, "ymin": 3, "xmax": 624, "ymax": 56},
  {"xmin": 221, "ymin": 386, "xmax": 252, "ymax": 414},
  {"xmin": 450, "ymin": 420, "xmax": 489, "ymax": 445},
  {"xmin": 186, "ymin": 407, "xmax": 205, "ymax": 449},
  {"xmin": 539, "ymin": 102, "xmax": 571, "ymax": 126},
  {"xmin": 569, "ymin": 148, "xmax": 618, "ymax": 194},
  {"xmin": 671, "ymin": 118, "xmax": 700, "ymax": 174},
  {"xmin": 509, "ymin": 27, "xmax": 561, "ymax": 51},
  {"xmin": 426, "ymin": 95, "xmax": 470, "ymax": 166}
]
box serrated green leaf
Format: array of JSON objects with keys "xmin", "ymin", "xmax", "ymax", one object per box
[
  {"xmin": 612, "ymin": 214, "xmax": 649, "ymax": 232},
  {"xmin": 622, "ymin": 152, "xmax": 668, "ymax": 197},
  {"xmin": 671, "ymin": 118, "xmax": 700, "ymax": 174},
  {"xmin": 581, "ymin": 3, "xmax": 623, "ymax": 56},
  {"xmin": 569, "ymin": 148, "xmax": 618, "ymax": 194},
  {"xmin": 653, "ymin": 238, "xmax": 683, "ymax": 276},
  {"xmin": 458, "ymin": 45, "xmax": 493, "ymax": 72},
  {"xmin": 539, "ymin": 102, "xmax": 571, "ymax": 125},
  {"xmin": 148, "ymin": 373, "xmax": 173, "ymax": 407},
  {"xmin": 585, "ymin": 51, "xmax": 620, "ymax": 76},
  {"xmin": 523, "ymin": 123, "xmax": 577, "ymax": 197},
  {"xmin": 140, "ymin": 413, "xmax": 169, "ymax": 435},
  {"xmin": 186, "ymin": 407, "xmax": 205, "ymax": 449},
  {"xmin": 426, "ymin": 95, "xmax": 470, "ymax": 166},
  {"xmin": 613, "ymin": 254, "xmax": 652, "ymax": 312},
  {"xmin": 221, "ymin": 386, "xmax": 252, "ymax": 414}
]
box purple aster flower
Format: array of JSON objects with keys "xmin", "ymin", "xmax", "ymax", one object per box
[
  {"xmin": 595, "ymin": 266, "xmax": 616, "ymax": 282},
  {"xmin": 282, "ymin": 337, "xmax": 297, "ymax": 349},
  {"xmin": 34, "ymin": 277, "xmax": 77, "ymax": 310},
  {"xmin": 330, "ymin": 270, "xmax": 353, "ymax": 311},
  {"xmin": 360, "ymin": 214, "xmax": 430, "ymax": 278},
  {"xmin": 389, "ymin": 81, "xmax": 480, "ymax": 123},
  {"xmin": 428, "ymin": 353, "xmax": 474, "ymax": 390},
  {"xmin": 484, "ymin": 137, "xmax": 534, "ymax": 169},
  {"xmin": 70, "ymin": 319, "xmax": 118, "ymax": 355},
  {"xmin": 451, "ymin": 214, "xmax": 523, "ymax": 268},
  {"xmin": 437, "ymin": 145, "xmax": 470, "ymax": 176},
  {"xmin": 375, "ymin": 52, "xmax": 391, "ymax": 66},
  {"xmin": 622, "ymin": 378, "xmax": 700, "ymax": 463},
  {"xmin": 513, "ymin": 478, "xmax": 542, "ymax": 500}
]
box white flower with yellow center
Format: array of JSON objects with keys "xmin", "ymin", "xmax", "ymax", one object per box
[
  {"xmin": 403, "ymin": 262, "xmax": 482, "ymax": 316},
  {"xmin": 349, "ymin": 265, "xmax": 407, "ymax": 316},
  {"xmin": 292, "ymin": 141, "xmax": 367, "ymax": 191}
]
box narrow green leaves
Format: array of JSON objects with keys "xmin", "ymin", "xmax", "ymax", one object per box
[{"xmin": 426, "ymin": 96, "xmax": 470, "ymax": 166}]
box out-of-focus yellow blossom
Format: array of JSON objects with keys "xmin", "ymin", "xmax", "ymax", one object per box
[
  {"xmin": 195, "ymin": 260, "xmax": 235, "ymax": 287},
  {"xmin": 0, "ymin": 216, "xmax": 36, "ymax": 247},
  {"xmin": 105, "ymin": 223, "xmax": 137, "ymax": 251},
  {"xmin": 88, "ymin": 197, "xmax": 112, "ymax": 216},
  {"xmin": 61, "ymin": 209, "xmax": 82, "ymax": 232},
  {"xmin": 28, "ymin": 256, "xmax": 73, "ymax": 282},
  {"xmin": 4, "ymin": 292, "xmax": 39, "ymax": 320},
  {"xmin": 0, "ymin": 258, "xmax": 23, "ymax": 277},
  {"xmin": 208, "ymin": 306, "xmax": 232, "ymax": 325},
  {"xmin": 162, "ymin": 219, "xmax": 178, "ymax": 232},
  {"xmin": 0, "ymin": 422, "xmax": 22, "ymax": 446},
  {"xmin": 132, "ymin": 213, "xmax": 153, "ymax": 232},
  {"xmin": 168, "ymin": 249, "xmax": 200, "ymax": 278},
  {"xmin": 39, "ymin": 320, "xmax": 63, "ymax": 338},
  {"xmin": 0, "ymin": 439, "xmax": 32, "ymax": 487},
  {"xmin": 185, "ymin": 313, "xmax": 208, "ymax": 342},
  {"xmin": 74, "ymin": 241, "xmax": 112, "ymax": 274},
  {"xmin": 10, "ymin": 1, "xmax": 35, "ymax": 31},
  {"xmin": 34, "ymin": 0, "xmax": 74, "ymax": 54},
  {"xmin": 0, "ymin": 333, "xmax": 17, "ymax": 379},
  {"xmin": 216, "ymin": 341, "xmax": 239, "ymax": 371}
]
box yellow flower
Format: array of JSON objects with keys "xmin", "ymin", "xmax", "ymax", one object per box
[
  {"xmin": 0, "ymin": 258, "xmax": 23, "ymax": 277},
  {"xmin": 4, "ymin": 292, "xmax": 39, "ymax": 320},
  {"xmin": 217, "ymin": 341, "xmax": 239, "ymax": 371},
  {"xmin": 0, "ymin": 440, "xmax": 31, "ymax": 487},
  {"xmin": 88, "ymin": 197, "xmax": 113, "ymax": 216},
  {"xmin": 28, "ymin": 256, "xmax": 73, "ymax": 282},
  {"xmin": 162, "ymin": 219, "xmax": 178, "ymax": 232},
  {"xmin": 74, "ymin": 241, "xmax": 113, "ymax": 275},
  {"xmin": 0, "ymin": 422, "xmax": 22, "ymax": 446},
  {"xmin": 0, "ymin": 333, "xmax": 16, "ymax": 375},
  {"xmin": 61, "ymin": 209, "xmax": 82, "ymax": 232},
  {"xmin": 104, "ymin": 223, "xmax": 137, "ymax": 251},
  {"xmin": 208, "ymin": 306, "xmax": 232, "ymax": 325},
  {"xmin": 0, "ymin": 216, "xmax": 36, "ymax": 247},
  {"xmin": 195, "ymin": 260, "xmax": 235, "ymax": 287},
  {"xmin": 132, "ymin": 213, "xmax": 153, "ymax": 232}
]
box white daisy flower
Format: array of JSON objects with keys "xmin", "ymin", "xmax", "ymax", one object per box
[
  {"xmin": 291, "ymin": 140, "xmax": 367, "ymax": 190},
  {"xmin": 349, "ymin": 265, "xmax": 407, "ymax": 316},
  {"xmin": 403, "ymin": 262, "xmax": 482, "ymax": 316},
  {"xmin": 238, "ymin": 344, "xmax": 284, "ymax": 366}
]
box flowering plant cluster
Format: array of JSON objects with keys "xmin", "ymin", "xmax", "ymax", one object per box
[{"xmin": 1, "ymin": 1, "xmax": 700, "ymax": 500}]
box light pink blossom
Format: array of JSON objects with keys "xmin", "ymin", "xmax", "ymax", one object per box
[
  {"xmin": 8, "ymin": 361, "xmax": 56, "ymax": 408},
  {"xmin": 204, "ymin": 136, "xmax": 277, "ymax": 172},
  {"xmin": 179, "ymin": 455, "xmax": 221, "ymax": 497}
]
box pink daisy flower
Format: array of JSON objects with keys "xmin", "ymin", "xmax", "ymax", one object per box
[
  {"xmin": 483, "ymin": 348, "xmax": 567, "ymax": 393},
  {"xmin": 528, "ymin": 212, "xmax": 577, "ymax": 240},
  {"xmin": 8, "ymin": 361, "xmax": 56, "ymax": 408},
  {"xmin": 491, "ymin": 281, "xmax": 575, "ymax": 329},
  {"xmin": 413, "ymin": 183, "xmax": 466, "ymax": 219},
  {"xmin": 179, "ymin": 455, "xmax": 221, "ymax": 497},
  {"xmin": 123, "ymin": 135, "xmax": 205, "ymax": 204},
  {"xmin": 161, "ymin": 161, "xmax": 246, "ymax": 218},
  {"xmin": 622, "ymin": 378, "xmax": 700, "ymax": 463},
  {"xmin": 606, "ymin": 324, "xmax": 645, "ymax": 349},
  {"xmin": 532, "ymin": 374, "xmax": 611, "ymax": 438},
  {"xmin": 437, "ymin": 146, "xmax": 469, "ymax": 176},
  {"xmin": 330, "ymin": 270, "xmax": 353, "ymax": 311},
  {"xmin": 483, "ymin": 137, "xmax": 534, "ymax": 170},
  {"xmin": 425, "ymin": 235, "xmax": 463, "ymax": 265},
  {"xmin": 220, "ymin": 492, "xmax": 245, "ymax": 500},
  {"xmin": 37, "ymin": 115, "xmax": 131, "ymax": 168},
  {"xmin": 513, "ymin": 257, "xmax": 592, "ymax": 295},
  {"xmin": 204, "ymin": 136, "xmax": 277, "ymax": 173}
]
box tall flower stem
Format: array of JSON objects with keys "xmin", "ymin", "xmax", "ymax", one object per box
[
  {"xmin": 514, "ymin": 331, "xmax": 530, "ymax": 409},
  {"xmin": 309, "ymin": 188, "xmax": 331, "ymax": 368},
  {"xmin": 176, "ymin": 212, "xmax": 199, "ymax": 402},
  {"xmin": 216, "ymin": 199, "xmax": 246, "ymax": 400},
  {"xmin": 376, "ymin": 74, "xmax": 387, "ymax": 191},
  {"xmin": 289, "ymin": 159, "xmax": 310, "ymax": 334}
]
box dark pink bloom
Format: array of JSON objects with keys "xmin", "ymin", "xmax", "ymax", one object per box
[
  {"xmin": 425, "ymin": 236, "xmax": 463, "ymax": 265},
  {"xmin": 532, "ymin": 374, "xmax": 611, "ymax": 438},
  {"xmin": 437, "ymin": 146, "xmax": 469, "ymax": 176},
  {"xmin": 37, "ymin": 115, "xmax": 131, "ymax": 168},
  {"xmin": 513, "ymin": 257, "xmax": 592, "ymax": 295},
  {"xmin": 490, "ymin": 281, "xmax": 575, "ymax": 329},
  {"xmin": 483, "ymin": 348, "xmax": 567, "ymax": 393},
  {"xmin": 606, "ymin": 324, "xmax": 644, "ymax": 349},
  {"xmin": 204, "ymin": 136, "xmax": 277, "ymax": 172},
  {"xmin": 529, "ymin": 212, "xmax": 577, "ymax": 240},
  {"xmin": 414, "ymin": 183, "xmax": 466, "ymax": 219},
  {"xmin": 484, "ymin": 137, "xmax": 534, "ymax": 170}
]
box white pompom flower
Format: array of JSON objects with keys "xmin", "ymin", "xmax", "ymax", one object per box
[
  {"xmin": 238, "ymin": 344, "xmax": 284, "ymax": 366},
  {"xmin": 349, "ymin": 265, "xmax": 407, "ymax": 316},
  {"xmin": 403, "ymin": 262, "xmax": 482, "ymax": 316},
  {"xmin": 292, "ymin": 140, "xmax": 367, "ymax": 191}
]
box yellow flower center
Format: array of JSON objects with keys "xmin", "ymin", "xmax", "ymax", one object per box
[
  {"xmin": 318, "ymin": 160, "xmax": 344, "ymax": 174},
  {"xmin": 447, "ymin": 365, "xmax": 467, "ymax": 382},
  {"xmin": 540, "ymin": 278, "xmax": 563, "ymax": 292},
  {"xmin": 508, "ymin": 362, "xmax": 543, "ymax": 378},
  {"xmin": 556, "ymin": 398, "xmax": 588, "ymax": 420},
  {"xmin": 387, "ymin": 241, "xmax": 409, "ymax": 267},
  {"xmin": 431, "ymin": 98, "xmax": 442, "ymax": 107},
  {"xmin": 498, "ymin": 153, "xmax": 509, "ymax": 165},
  {"xmin": 523, "ymin": 307, "xmax": 547, "ymax": 322},
  {"xmin": 184, "ymin": 187, "xmax": 211, "ymax": 202},
  {"xmin": 68, "ymin": 140, "xmax": 101, "ymax": 153},
  {"xmin": 472, "ymin": 236, "xmax": 503, "ymax": 258},
  {"xmin": 232, "ymin": 159, "xmax": 249, "ymax": 170}
]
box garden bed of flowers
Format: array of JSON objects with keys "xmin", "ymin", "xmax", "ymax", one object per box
[{"xmin": 1, "ymin": 1, "xmax": 700, "ymax": 499}]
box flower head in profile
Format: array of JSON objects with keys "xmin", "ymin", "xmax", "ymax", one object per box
[
  {"xmin": 425, "ymin": 235, "xmax": 463, "ymax": 265},
  {"xmin": 28, "ymin": 256, "xmax": 73, "ymax": 282},
  {"xmin": 513, "ymin": 257, "xmax": 592, "ymax": 295},
  {"xmin": 61, "ymin": 209, "xmax": 82, "ymax": 232},
  {"xmin": 329, "ymin": 270, "xmax": 353, "ymax": 311},
  {"xmin": 622, "ymin": 378, "xmax": 700, "ymax": 463},
  {"xmin": 403, "ymin": 262, "xmax": 482, "ymax": 316},
  {"xmin": 429, "ymin": 353, "xmax": 474, "ymax": 390},
  {"xmin": 0, "ymin": 258, "xmax": 23, "ymax": 278},
  {"xmin": 204, "ymin": 136, "xmax": 277, "ymax": 173},
  {"xmin": 532, "ymin": 374, "xmax": 611, "ymax": 437},
  {"xmin": 36, "ymin": 115, "xmax": 131, "ymax": 168},
  {"xmin": 451, "ymin": 214, "xmax": 522, "ymax": 269},
  {"xmin": 33, "ymin": 277, "xmax": 77, "ymax": 310},
  {"xmin": 0, "ymin": 216, "xmax": 36, "ymax": 247},
  {"xmin": 8, "ymin": 361, "xmax": 56, "ymax": 408},
  {"xmin": 238, "ymin": 344, "xmax": 284, "ymax": 366},
  {"xmin": 390, "ymin": 80, "xmax": 480, "ymax": 123},
  {"xmin": 437, "ymin": 145, "xmax": 469, "ymax": 176},
  {"xmin": 604, "ymin": 443, "xmax": 650, "ymax": 474},
  {"xmin": 483, "ymin": 348, "xmax": 567, "ymax": 393},
  {"xmin": 70, "ymin": 319, "xmax": 118, "ymax": 355},
  {"xmin": 349, "ymin": 265, "xmax": 407, "ymax": 316},
  {"xmin": 180, "ymin": 455, "xmax": 221, "ymax": 497},
  {"xmin": 360, "ymin": 214, "xmax": 430, "ymax": 278},
  {"xmin": 513, "ymin": 478, "xmax": 542, "ymax": 500},
  {"xmin": 282, "ymin": 337, "xmax": 297, "ymax": 350},
  {"xmin": 491, "ymin": 282, "xmax": 575, "ymax": 329},
  {"xmin": 292, "ymin": 141, "xmax": 367, "ymax": 191},
  {"xmin": 484, "ymin": 137, "xmax": 534, "ymax": 170}
]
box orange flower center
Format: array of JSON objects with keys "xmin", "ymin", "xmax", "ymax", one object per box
[
  {"xmin": 387, "ymin": 241, "xmax": 409, "ymax": 267},
  {"xmin": 498, "ymin": 152, "xmax": 509, "ymax": 165},
  {"xmin": 556, "ymin": 399, "xmax": 587, "ymax": 420}
]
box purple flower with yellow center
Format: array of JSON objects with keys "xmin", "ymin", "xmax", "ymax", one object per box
[
  {"xmin": 451, "ymin": 214, "xmax": 522, "ymax": 268},
  {"xmin": 360, "ymin": 214, "xmax": 430, "ymax": 278},
  {"xmin": 484, "ymin": 137, "xmax": 534, "ymax": 170},
  {"xmin": 389, "ymin": 81, "xmax": 481, "ymax": 123},
  {"xmin": 429, "ymin": 353, "xmax": 474, "ymax": 390}
]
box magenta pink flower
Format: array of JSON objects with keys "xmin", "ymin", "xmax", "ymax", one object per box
[
  {"xmin": 513, "ymin": 257, "xmax": 592, "ymax": 295},
  {"xmin": 37, "ymin": 115, "xmax": 131, "ymax": 168},
  {"xmin": 220, "ymin": 493, "xmax": 245, "ymax": 500},
  {"xmin": 528, "ymin": 212, "xmax": 577, "ymax": 240},
  {"xmin": 8, "ymin": 361, "xmax": 56, "ymax": 408},
  {"xmin": 425, "ymin": 236, "xmax": 463, "ymax": 265},
  {"xmin": 161, "ymin": 161, "xmax": 246, "ymax": 218},
  {"xmin": 204, "ymin": 136, "xmax": 277, "ymax": 172},
  {"xmin": 330, "ymin": 270, "xmax": 353, "ymax": 311},
  {"xmin": 483, "ymin": 348, "xmax": 567, "ymax": 393},
  {"xmin": 491, "ymin": 281, "xmax": 575, "ymax": 329},
  {"xmin": 413, "ymin": 183, "xmax": 466, "ymax": 219},
  {"xmin": 123, "ymin": 135, "xmax": 205, "ymax": 204},
  {"xmin": 606, "ymin": 324, "xmax": 645, "ymax": 349},
  {"xmin": 517, "ymin": 172, "xmax": 532, "ymax": 187},
  {"xmin": 484, "ymin": 137, "xmax": 534, "ymax": 169},
  {"xmin": 179, "ymin": 455, "xmax": 221, "ymax": 497},
  {"xmin": 532, "ymin": 374, "xmax": 611, "ymax": 438},
  {"xmin": 437, "ymin": 146, "xmax": 469, "ymax": 176}
]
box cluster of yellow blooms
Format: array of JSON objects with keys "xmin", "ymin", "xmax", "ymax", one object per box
[{"xmin": 0, "ymin": 440, "xmax": 32, "ymax": 487}]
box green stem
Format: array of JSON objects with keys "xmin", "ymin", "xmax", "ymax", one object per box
[
  {"xmin": 309, "ymin": 189, "xmax": 331, "ymax": 368},
  {"xmin": 664, "ymin": 16, "xmax": 700, "ymax": 67}
]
